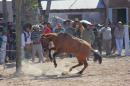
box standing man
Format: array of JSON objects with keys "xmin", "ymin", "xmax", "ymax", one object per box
[
  {"xmin": 53, "ymin": 23, "xmax": 65, "ymax": 33},
  {"xmin": 0, "ymin": 31, "xmax": 7, "ymax": 64},
  {"xmin": 114, "ymin": 21, "xmax": 124, "ymax": 57},
  {"xmin": 23, "ymin": 23, "xmax": 32, "ymax": 59},
  {"xmin": 100, "ymin": 23, "xmax": 112, "ymax": 56},
  {"xmin": 63, "ymin": 20, "xmax": 75, "ymax": 36},
  {"xmin": 31, "ymin": 25, "xmax": 44, "ymax": 63}
]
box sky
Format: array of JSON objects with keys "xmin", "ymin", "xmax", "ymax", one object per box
[{"xmin": 0, "ymin": 0, "xmax": 12, "ymax": 1}]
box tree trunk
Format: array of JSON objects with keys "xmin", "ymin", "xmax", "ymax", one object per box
[
  {"xmin": 38, "ymin": 0, "xmax": 44, "ymax": 23},
  {"xmin": 2, "ymin": 0, "xmax": 8, "ymax": 32},
  {"xmin": 15, "ymin": 0, "xmax": 23, "ymax": 73},
  {"xmin": 45, "ymin": 0, "xmax": 51, "ymax": 22}
]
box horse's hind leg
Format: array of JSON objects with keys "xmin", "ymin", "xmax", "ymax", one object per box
[
  {"xmin": 77, "ymin": 60, "xmax": 88, "ymax": 74},
  {"xmin": 69, "ymin": 62, "xmax": 83, "ymax": 72},
  {"xmin": 48, "ymin": 49, "xmax": 53, "ymax": 61}
]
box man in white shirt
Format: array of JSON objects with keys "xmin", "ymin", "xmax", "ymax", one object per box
[
  {"xmin": 100, "ymin": 23, "xmax": 112, "ymax": 56},
  {"xmin": 21, "ymin": 23, "xmax": 32, "ymax": 60}
]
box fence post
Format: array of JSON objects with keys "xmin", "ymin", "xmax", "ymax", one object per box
[{"xmin": 124, "ymin": 25, "xmax": 130, "ymax": 56}]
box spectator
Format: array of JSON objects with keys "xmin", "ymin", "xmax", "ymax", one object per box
[
  {"xmin": 42, "ymin": 22, "xmax": 52, "ymax": 35},
  {"xmin": 63, "ymin": 20, "xmax": 75, "ymax": 36},
  {"xmin": 7, "ymin": 27, "xmax": 16, "ymax": 60},
  {"xmin": 23, "ymin": 23, "xmax": 32, "ymax": 59},
  {"xmin": 31, "ymin": 25, "xmax": 44, "ymax": 63},
  {"xmin": 42, "ymin": 22, "xmax": 52, "ymax": 62},
  {"xmin": 99, "ymin": 23, "xmax": 112, "ymax": 56},
  {"xmin": 94, "ymin": 24, "xmax": 103, "ymax": 55},
  {"xmin": 82, "ymin": 23, "xmax": 95, "ymax": 45},
  {"xmin": 0, "ymin": 31, "xmax": 7, "ymax": 64},
  {"xmin": 53, "ymin": 23, "xmax": 65, "ymax": 33},
  {"xmin": 114, "ymin": 21, "xmax": 124, "ymax": 57},
  {"xmin": 72, "ymin": 20, "xmax": 84, "ymax": 38}
]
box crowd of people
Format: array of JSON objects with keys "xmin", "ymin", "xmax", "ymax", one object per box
[{"xmin": 0, "ymin": 19, "xmax": 125, "ymax": 64}]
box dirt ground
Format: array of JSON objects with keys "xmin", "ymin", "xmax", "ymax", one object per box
[{"xmin": 0, "ymin": 56, "xmax": 130, "ymax": 86}]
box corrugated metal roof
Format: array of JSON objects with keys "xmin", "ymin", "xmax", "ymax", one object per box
[
  {"xmin": 0, "ymin": 0, "xmax": 12, "ymax": 1},
  {"xmin": 41, "ymin": 0, "xmax": 105, "ymax": 10}
]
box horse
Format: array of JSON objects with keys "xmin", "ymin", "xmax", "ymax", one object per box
[
  {"xmin": 43, "ymin": 33, "xmax": 102, "ymax": 74},
  {"xmin": 40, "ymin": 36, "xmax": 50, "ymax": 61}
]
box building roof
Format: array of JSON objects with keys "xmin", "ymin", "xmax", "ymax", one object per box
[{"xmin": 41, "ymin": 0, "xmax": 105, "ymax": 10}]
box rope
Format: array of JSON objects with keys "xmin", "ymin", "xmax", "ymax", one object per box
[{"xmin": 0, "ymin": 48, "xmax": 16, "ymax": 52}]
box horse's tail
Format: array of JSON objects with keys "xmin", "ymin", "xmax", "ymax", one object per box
[{"xmin": 91, "ymin": 49, "xmax": 102, "ymax": 64}]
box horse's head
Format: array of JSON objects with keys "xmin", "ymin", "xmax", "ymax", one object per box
[{"xmin": 41, "ymin": 35, "xmax": 50, "ymax": 48}]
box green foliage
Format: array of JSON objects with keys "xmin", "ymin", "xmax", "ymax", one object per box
[{"xmin": 31, "ymin": 0, "xmax": 39, "ymax": 9}]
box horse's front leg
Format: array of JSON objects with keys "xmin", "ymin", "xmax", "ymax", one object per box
[
  {"xmin": 48, "ymin": 47, "xmax": 56, "ymax": 62},
  {"xmin": 53, "ymin": 52, "xmax": 59, "ymax": 68}
]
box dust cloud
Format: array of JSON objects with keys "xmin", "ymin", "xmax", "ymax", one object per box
[{"xmin": 21, "ymin": 58, "xmax": 78, "ymax": 76}]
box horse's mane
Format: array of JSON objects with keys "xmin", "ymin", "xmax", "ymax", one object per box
[
  {"xmin": 58, "ymin": 33, "xmax": 73, "ymax": 38},
  {"xmin": 46, "ymin": 33, "xmax": 57, "ymax": 36}
]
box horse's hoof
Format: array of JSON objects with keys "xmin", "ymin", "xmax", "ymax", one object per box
[
  {"xmin": 54, "ymin": 64, "xmax": 57, "ymax": 68},
  {"xmin": 69, "ymin": 68, "xmax": 72, "ymax": 72},
  {"xmin": 61, "ymin": 71, "xmax": 69, "ymax": 75},
  {"xmin": 77, "ymin": 71, "xmax": 83, "ymax": 75}
]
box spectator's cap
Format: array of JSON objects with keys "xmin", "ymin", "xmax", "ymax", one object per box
[
  {"xmin": 118, "ymin": 21, "xmax": 122, "ymax": 24},
  {"xmin": 97, "ymin": 24, "xmax": 103, "ymax": 27},
  {"xmin": 32, "ymin": 25, "xmax": 40, "ymax": 30}
]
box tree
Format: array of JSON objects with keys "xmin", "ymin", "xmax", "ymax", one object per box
[
  {"xmin": 38, "ymin": 0, "xmax": 44, "ymax": 23},
  {"xmin": 21, "ymin": 0, "xmax": 40, "ymax": 25},
  {"xmin": 44, "ymin": 0, "xmax": 51, "ymax": 22},
  {"xmin": 14, "ymin": 0, "xmax": 39, "ymax": 74},
  {"xmin": 15, "ymin": 0, "xmax": 23, "ymax": 73}
]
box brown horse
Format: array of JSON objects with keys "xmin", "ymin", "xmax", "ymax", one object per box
[{"xmin": 43, "ymin": 33, "xmax": 102, "ymax": 74}]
